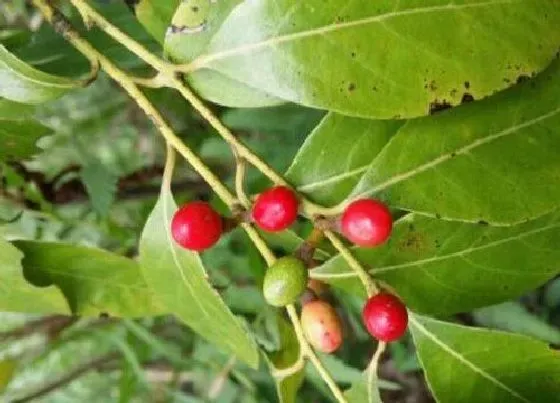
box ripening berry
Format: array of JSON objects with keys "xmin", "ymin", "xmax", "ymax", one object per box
[
  {"xmin": 340, "ymin": 199, "xmax": 392, "ymax": 247},
  {"xmin": 263, "ymin": 256, "xmax": 308, "ymax": 307},
  {"xmin": 301, "ymin": 300, "xmax": 343, "ymax": 353},
  {"xmin": 252, "ymin": 186, "xmax": 299, "ymax": 232},
  {"xmin": 171, "ymin": 201, "xmax": 223, "ymax": 251},
  {"xmin": 362, "ymin": 293, "xmax": 408, "ymax": 342}
]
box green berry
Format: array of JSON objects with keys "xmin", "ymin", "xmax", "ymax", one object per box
[{"xmin": 263, "ymin": 256, "xmax": 308, "ymax": 307}]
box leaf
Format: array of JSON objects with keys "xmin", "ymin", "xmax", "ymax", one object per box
[
  {"xmin": 344, "ymin": 372, "xmax": 383, "ymax": 403},
  {"xmin": 0, "ymin": 238, "xmax": 67, "ymax": 314},
  {"xmin": 267, "ymin": 315, "xmax": 304, "ymax": 403},
  {"xmin": 13, "ymin": 241, "xmax": 162, "ymax": 317},
  {"xmin": 0, "ymin": 119, "xmax": 51, "ymax": 161},
  {"xmin": 0, "ymin": 360, "xmax": 16, "ymax": 393},
  {"xmin": 410, "ymin": 314, "xmax": 560, "ymax": 403},
  {"xmin": 350, "ymin": 58, "xmax": 560, "ymax": 224},
  {"xmin": 80, "ymin": 159, "xmax": 118, "ymax": 217},
  {"xmin": 0, "ymin": 44, "xmax": 83, "ymax": 104},
  {"xmin": 311, "ymin": 212, "xmax": 560, "ymax": 316},
  {"xmin": 473, "ymin": 302, "xmax": 560, "ymax": 344},
  {"xmin": 171, "ymin": 0, "xmax": 559, "ymax": 118},
  {"xmin": 138, "ymin": 183, "xmax": 259, "ymax": 368},
  {"xmin": 286, "ymin": 113, "xmax": 402, "ymax": 205},
  {"xmin": 135, "ymin": 0, "xmax": 181, "ymax": 43},
  {"xmin": 162, "ymin": 0, "xmax": 284, "ymax": 107}
]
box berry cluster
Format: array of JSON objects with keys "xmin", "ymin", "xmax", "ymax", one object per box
[{"xmin": 171, "ymin": 186, "xmax": 408, "ymax": 353}]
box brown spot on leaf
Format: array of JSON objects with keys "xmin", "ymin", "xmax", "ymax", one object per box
[
  {"xmin": 348, "ymin": 82, "xmax": 356, "ymax": 92},
  {"xmin": 461, "ymin": 93, "xmax": 474, "ymax": 104},
  {"xmin": 429, "ymin": 100, "xmax": 452, "ymax": 115},
  {"xmin": 516, "ymin": 74, "xmax": 530, "ymax": 84}
]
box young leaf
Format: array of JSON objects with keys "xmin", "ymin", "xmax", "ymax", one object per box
[
  {"xmin": 350, "ymin": 58, "xmax": 560, "ymax": 224},
  {"xmin": 267, "ymin": 315, "xmax": 304, "ymax": 403},
  {"xmin": 410, "ymin": 314, "xmax": 560, "ymax": 403},
  {"xmin": 311, "ymin": 212, "xmax": 560, "ymax": 316},
  {"xmin": 80, "ymin": 159, "xmax": 118, "ymax": 217},
  {"xmin": 0, "ymin": 45, "xmax": 83, "ymax": 104},
  {"xmin": 13, "ymin": 241, "xmax": 162, "ymax": 317},
  {"xmin": 0, "ymin": 239, "xmax": 67, "ymax": 313},
  {"xmin": 473, "ymin": 302, "xmax": 560, "ymax": 345},
  {"xmin": 286, "ymin": 113, "xmax": 402, "ymax": 205},
  {"xmin": 138, "ymin": 184, "xmax": 259, "ymax": 368},
  {"xmin": 171, "ymin": 0, "xmax": 560, "ymax": 118}
]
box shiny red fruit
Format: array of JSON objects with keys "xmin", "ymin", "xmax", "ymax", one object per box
[
  {"xmin": 340, "ymin": 199, "xmax": 392, "ymax": 247},
  {"xmin": 252, "ymin": 186, "xmax": 299, "ymax": 232},
  {"xmin": 362, "ymin": 293, "xmax": 408, "ymax": 342},
  {"xmin": 171, "ymin": 201, "xmax": 223, "ymax": 251}
]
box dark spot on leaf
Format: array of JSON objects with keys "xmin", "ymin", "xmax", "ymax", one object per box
[
  {"xmin": 336, "ymin": 16, "xmax": 344, "ymax": 23},
  {"xmin": 372, "ymin": 86, "xmax": 378, "ymax": 92},
  {"xmin": 434, "ymin": 239, "xmax": 441, "ymax": 248},
  {"xmin": 429, "ymin": 100, "xmax": 452, "ymax": 115},
  {"xmin": 435, "ymin": 213, "xmax": 441, "ymax": 219},
  {"xmin": 351, "ymin": 52, "xmax": 356, "ymax": 58},
  {"xmin": 398, "ymin": 231, "xmax": 427, "ymax": 253},
  {"xmin": 348, "ymin": 82, "xmax": 356, "ymax": 92},
  {"xmin": 428, "ymin": 80, "xmax": 437, "ymax": 91},
  {"xmin": 516, "ymin": 74, "xmax": 530, "ymax": 84},
  {"xmin": 99, "ymin": 312, "xmax": 110, "ymax": 318},
  {"xmin": 464, "ymin": 81, "xmax": 470, "ymax": 89},
  {"xmin": 503, "ymin": 78, "xmax": 511, "ymax": 84},
  {"xmin": 408, "ymin": 224, "xmax": 415, "ymax": 231},
  {"xmin": 450, "ymin": 88, "xmax": 457, "ymax": 97},
  {"xmin": 461, "ymin": 93, "xmax": 474, "ymax": 104},
  {"xmin": 393, "ymin": 114, "xmax": 401, "ymax": 119},
  {"xmin": 191, "ymin": 5, "xmax": 199, "ymax": 12},
  {"xmin": 450, "ymin": 152, "xmax": 456, "ymax": 157},
  {"xmin": 478, "ymin": 220, "xmax": 489, "ymax": 226},
  {"xmin": 549, "ymin": 343, "xmax": 560, "ymax": 350}
]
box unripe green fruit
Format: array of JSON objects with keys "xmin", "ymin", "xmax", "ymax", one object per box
[{"xmin": 263, "ymin": 256, "xmax": 308, "ymax": 307}]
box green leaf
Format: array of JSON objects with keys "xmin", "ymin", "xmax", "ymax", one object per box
[
  {"xmin": 0, "ymin": 118, "xmax": 51, "ymax": 161},
  {"xmin": 162, "ymin": 0, "xmax": 284, "ymax": 107},
  {"xmin": 81, "ymin": 159, "xmax": 118, "ymax": 217},
  {"xmin": 286, "ymin": 113, "xmax": 401, "ymax": 205},
  {"xmin": 13, "ymin": 241, "xmax": 162, "ymax": 317},
  {"xmin": 0, "ymin": 360, "xmax": 16, "ymax": 393},
  {"xmin": 171, "ymin": 0, "xmax": 560, "ymax": 118},
  {"xmin": 138, "ymin": 183, "xmax": 259, "ymax": 368},
  {"xmin": 267, "ymin": 315, "xmax": 304, "ymax": 403},
  {"xmin": 410, "ymin": 314, "xmax": 560, "ymax": 403},
  {"xmin": 0, "ymin": 238, "xmax": 67, "ymax": 313},
  {"xmin": 350, "ymin": 59, "xmax": 560, "ymax": 224},
  {"xmin": 311, "ymin": 212, "xmax": 560, "ymax": 315},
  {"xmin": 344, "ymin": 372, "xmax": 383, "ymax": 403},
  {"xmin": 0, "ymin": 44, "xmax": 83, "ymax": 104},
  {"xmin": 135, "ymin": 0, "xmax": 181, "ymax": 43},
  {"xmin": 473, "ymin": 302, "xmax": 560, "ymax": 344}
]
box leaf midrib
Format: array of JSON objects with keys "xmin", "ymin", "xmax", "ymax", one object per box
[{"xmin": 190, "ymin": 0, "xmax": 516, "ymax": 70}]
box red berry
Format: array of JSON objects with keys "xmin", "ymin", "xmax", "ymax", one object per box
[
  {"xmin": 362, "ymin": 293, "xmax": 408, "ymax": 342},
  {"xmin": 171, "ymin": 201, "xmax": 223, "ymax": 251},
  {"xmin": 252, "ymin": 186, "xmax": 298, "ymax": 232},
  {"xmin": 301, "ymin": 300, "xmax": 343, "ymax": 353},
  {"xmin": 340, "ymin": 199, "xmax": 392, "ymax": 247}
]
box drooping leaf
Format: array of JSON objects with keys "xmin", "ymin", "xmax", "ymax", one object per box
[
  {"xmin": 80, "ymin": 158, "xmax": 118, "ymax": 217},
  {"xmin": 0, "ymin": 44, "xmax": 83, "ymax": 104},
  {"xmin": 410, "ymin": 314, "xmax": 560, "ymax": 403},
  {"xmin": 311, "ymin": 212, "xmax": 560, "ymax": 316},
  {"xmin": 349, "ymin": 58, "xmax": 560, "ymax": 224},
  {"xmin": 473, "ymin": 302, "xmax": 560, "ymax": 344},
  {"xmin": 161, "ymin": 0, "xmax": 284, "ymax": 107},
  {"xmin": 169, "ymin": 0, "xmax": 560, "ymax": 117},
  {"xmin": 13, "ymin": 241, "xmax": 162, "ymax": 317},
  {"xmin": 286, "ymin": 113, "xmax": 402, "ymax": 205},
  {"xmin": 138, "ymin": 183, "xmax": 259, "ymax": 368},
  {"xmin": 0, "ymin": 238, "xmax": 67, "ymax": 314},
  {"xmin": 267, "ymin": 315, "xmax": 304, "ymax": 403}
]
